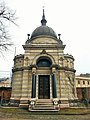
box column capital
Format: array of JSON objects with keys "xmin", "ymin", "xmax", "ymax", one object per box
[
  {"xmin": 51, "ymin": 64, "xmax": 60, "ymax": 72},
  {"xmin": 32, "ymin": 67, "xmax": 36, "ymax": 74},
  {"xmin": 31, "ymin": 64, "xmax": 37, "ymax": 73},
  {"xmin": 52, "ymin": 67, "xmax": 56, "ymax": 73}
]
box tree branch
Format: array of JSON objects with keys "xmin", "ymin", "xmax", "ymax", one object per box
[{"xmin": 0, "ymin": 1, "xmax": 17, "ymax": 55}]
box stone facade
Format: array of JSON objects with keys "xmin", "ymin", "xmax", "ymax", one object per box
[{"xmin": 10, "ymin": 10, "xmax": 77, "ymax": 110}]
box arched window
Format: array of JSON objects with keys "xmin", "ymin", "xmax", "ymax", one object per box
[{"xmin": 37, "ymin": 57, "xmax": 52, "ymax": 67}]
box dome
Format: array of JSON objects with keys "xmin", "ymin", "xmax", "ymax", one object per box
[
  {"xmin": 31, "ymin": 25, "xmax": 57, "ymax": 39},
  {"xmin": 30, "ymin": 9, "xmax": 57, "ymax": 39}
]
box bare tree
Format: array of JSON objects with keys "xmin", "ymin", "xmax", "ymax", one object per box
[{"xmin": 0, "ymin": 1, "xmax": 17, "ymax": 54}]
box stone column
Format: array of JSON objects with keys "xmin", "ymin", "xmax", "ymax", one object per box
[
  {"xmin": 31, "ymin": 67, "xmax": 36, "ymax": 98},
  {"xmin": 36, "ymin": 74, "xmax": 38, "ymax": 99},
  {"xmin": 32, "ymin": 73, "xmax": 36, "ymax": 98},
  {"xmin": 50, "ymin": 75, "xmax": 52, "ymax": 98},
  {"xmin": 51, "ymin": 66, "xmax": 60, "ymax": 110},
  {"xmin": 29, "ymin": 66, "xmax": 37, "ymax": 110},
  {"xmin": 52, "ymin": 67, "xmax": 57, "ymax": 98}
]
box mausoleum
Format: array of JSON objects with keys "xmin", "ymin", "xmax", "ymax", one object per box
[{"xmin": 10, "ymin": 9, "xmax": 77, "ymax": 111}]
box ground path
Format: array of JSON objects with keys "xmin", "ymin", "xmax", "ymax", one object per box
[{"xmin": 0, "ymin": 107, "xmax": 90, "ymax": 120}]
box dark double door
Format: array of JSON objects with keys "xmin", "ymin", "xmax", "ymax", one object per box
[{"xmin": 38, "ymin": 75, "xmax": 50, "ymax": 99}]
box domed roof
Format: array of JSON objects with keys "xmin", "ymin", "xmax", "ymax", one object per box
[
  {"xmin": 31, "ymin": 26, "xmax": 57, "ymax": 39},
  {"xmin": 31, "ymin": 9, "xmax": 57, "ymax": 39}
]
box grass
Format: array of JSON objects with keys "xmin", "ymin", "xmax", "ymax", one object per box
[{"xmin": 0, "ymin": 107, "xmax": 90, "ymax": 120}]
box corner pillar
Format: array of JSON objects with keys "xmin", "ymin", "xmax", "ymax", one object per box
[{"xmin": 19, "ymin": 69, "xmax": 29, "ymax": 108}]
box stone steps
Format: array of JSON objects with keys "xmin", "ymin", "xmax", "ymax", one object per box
[{"xmin": 29, "ymin": 99, "xmax": 59, "ymax": 111}]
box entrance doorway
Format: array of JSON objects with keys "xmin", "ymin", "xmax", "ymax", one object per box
[{"xmin": 38, "ymin": 75, "xmax": 50, "ymax": 99}]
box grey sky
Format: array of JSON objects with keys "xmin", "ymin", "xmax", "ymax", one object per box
[{"xmin": 0, "ymin": 0, "xmax": 90, "ymax": 75}]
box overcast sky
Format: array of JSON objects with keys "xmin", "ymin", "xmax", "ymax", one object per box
[{"xmin": 0, "ymin": 0, "xmax": 90, "ymax": 76}]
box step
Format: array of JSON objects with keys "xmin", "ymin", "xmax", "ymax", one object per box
[
  {"xmin": 35, "ymin": 104, "xmax": 53, "ymax": 107},
  {"xmin": 34, "ymin": 105, "xmax": 54, "ymax": 108},
  {"xmin": 36, "ymin": 99, "xmax": 52, "ymax": 103},
  {"xmin": 30, "ymin": 109, "xmax": 59, "ymax": 112},
  {"xmin": 36, "ymin": 102, "xmax": 53, "ymax": 105},
  {"xmin": 36, "ymin": 99, "xmax": 53, "ymax": 104},
  {"xmin": 33, "ymin": 107, "xmax": 54, "ymax": 110}
]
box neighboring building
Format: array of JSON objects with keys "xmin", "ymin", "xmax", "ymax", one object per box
[
  {"xmin": 10, "ymin": 9, "xmax": 77, "ymax": 111},
  {"xmin": 0, "ymin": 87, "xmax": 12, "ymax": 104},
  {"xmin": 0, "ymin": 77, "xmax": 11, "ymax": 87},
  {"xmin": 0, "ymin": 77, "xmax": 11, "ymax": 104},
  {"xmin": 76, "ymin": 74, "xmax": 90, "ymax": 100}
]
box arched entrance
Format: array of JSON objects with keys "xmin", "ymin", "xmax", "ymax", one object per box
[{"xmin": 36, "ymin": 57, "xmax": 52, "ymax": 99}]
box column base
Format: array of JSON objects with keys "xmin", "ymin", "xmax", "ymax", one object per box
[
  {"xmin": 19, "ymin": 98, "xmax": 29, "ymax": 108},
  {"xmin": 59, "ymin": 98, "xmax": 69, "ymax": 108},
  {"xmin": 69, "ymin": 97, "xmax": 78, "ymax": 107},
  {"xmin": 28, "ymin": 98, "xmax": 37, "ymax": 111},
  {"xmin": 10, "ymin": 97, "xmax": 20, "ymax": 107}
]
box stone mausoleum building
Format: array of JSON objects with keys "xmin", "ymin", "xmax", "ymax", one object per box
[{"xmin": 10, "ymin": 9, "xmax": 77, "ymax": 111}]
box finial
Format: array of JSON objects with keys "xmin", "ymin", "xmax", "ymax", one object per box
[
  {"xmin": 43, "ymin": 6, "xmax": 45, "ymax": 19},
  {"xmin": 27, "ymin": 34, "xmax": 30, "ymax": 39},
  {"xmin": 58, "ymin": 34, "xmax": 63, "ymax": 44},
  {"xmin": 41, "ymin": 7, "xmax": 47, "ymax": 26},
  {"xmin": 58, "ymin": 34, "xmax": 61, "ymax": 40},
  {"xmin": 43, "ymin": 6, "xmax": 44, "ymax": 9}
]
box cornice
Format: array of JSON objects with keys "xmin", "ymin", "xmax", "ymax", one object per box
[
  {"xmin": 12, "ymin": 65, "xmax": 76, "ymax": 73},
  {"xmin": 23, "ymin": 44, "xmax": 66, "ymax": 50}
]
